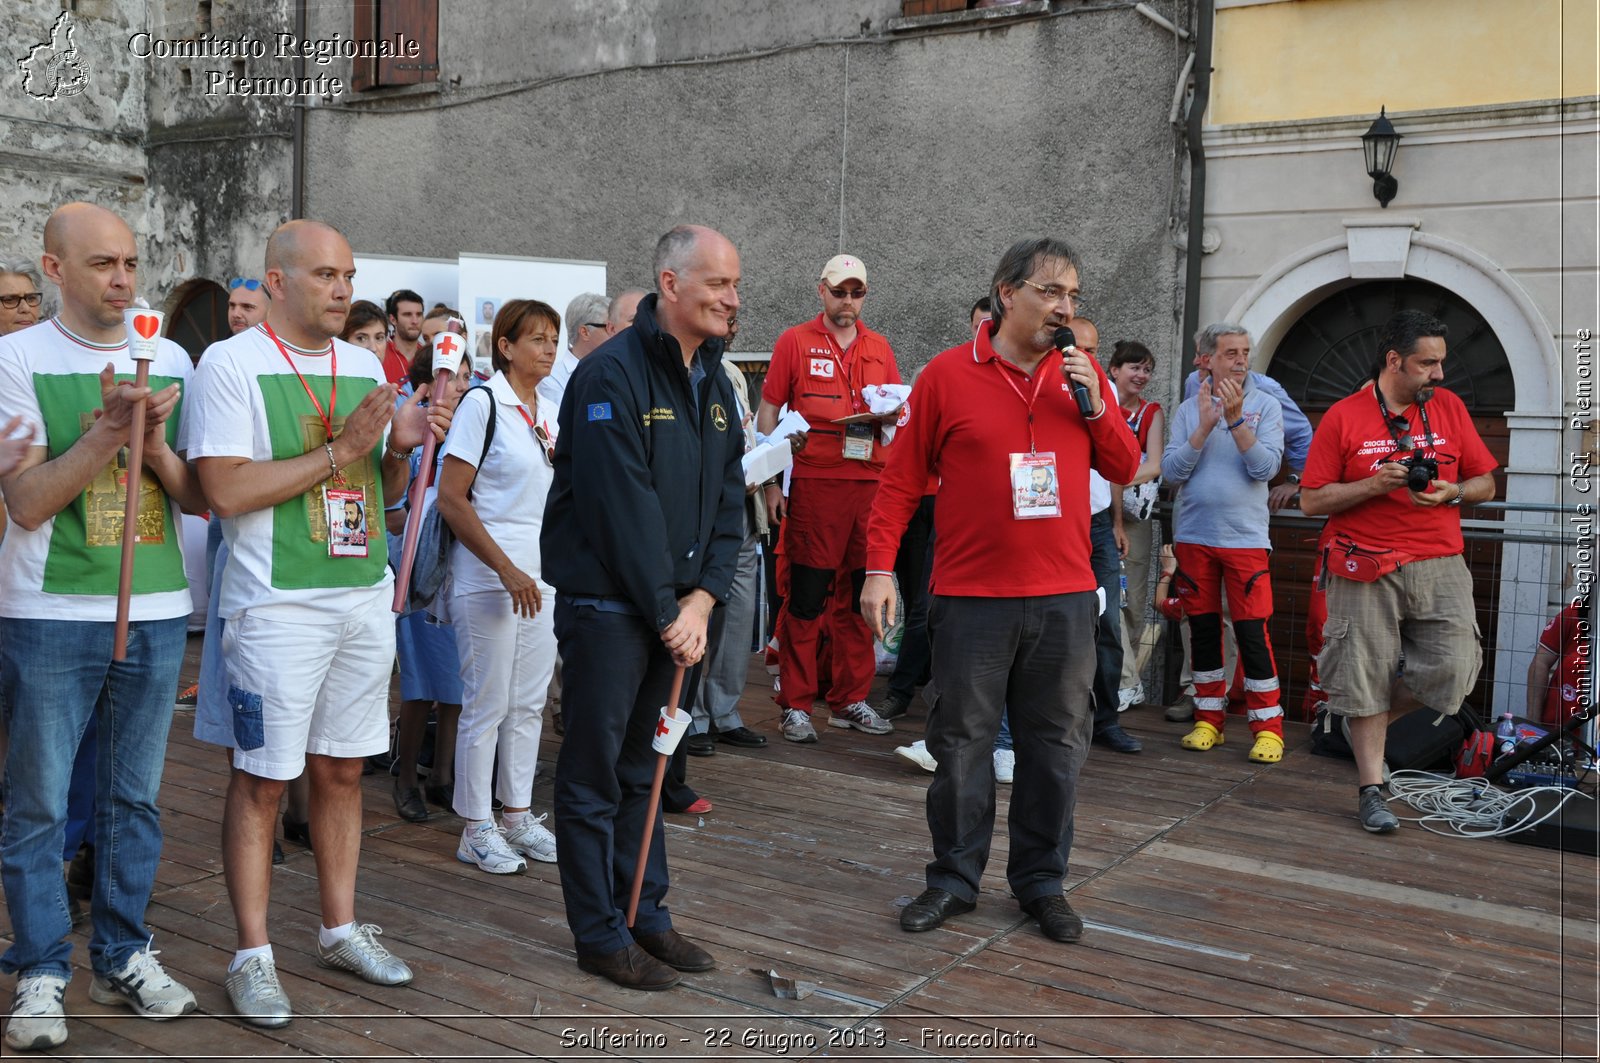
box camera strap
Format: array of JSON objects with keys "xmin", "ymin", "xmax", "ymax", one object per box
[{"xmin": 1373, "ymin": 383, "xmax": 1434, "ymax": 454}]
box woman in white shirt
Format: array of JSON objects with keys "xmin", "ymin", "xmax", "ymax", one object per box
[{"xmin": 435, "ymin": 299, "xmax": 561, "ymax": 874}]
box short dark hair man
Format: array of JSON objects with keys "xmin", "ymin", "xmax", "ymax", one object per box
[
  {"xmin": 542, "ymin": 224, "xmax": 746, "ymax": 990},
  {"xmin": 1299, "ymin": 309, "xmax": 1497, "ymax": 833},
  {"xmin": 382, "ymin": 288, "xmax": 424, "ymax": 386},
  {"xmin": 862, "ymin": 237, "xmax": 1141, "ymax": 942}
]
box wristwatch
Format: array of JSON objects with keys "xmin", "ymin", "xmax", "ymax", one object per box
[
  {"xmin": 1285, "ymin": 472, "xmax": 1301, "ymax": 486},
  {"xmin": 1448, "ymin": 482, "xmax": 1464, "ymax": 506}
]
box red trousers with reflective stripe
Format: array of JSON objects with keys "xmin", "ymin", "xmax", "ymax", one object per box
[
  {"xmin": 775, "ymin": 478, "xmax": 877, "ymax": 711},
  {"xmin": 1173, "ymin": 543, "xmax": 1283, "ymax": 737}
]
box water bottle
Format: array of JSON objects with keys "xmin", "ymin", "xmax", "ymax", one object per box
[
  {"xmin": 1494, "ymin": 711, "xmax": 1517, "ymax": 758},
  {"xmin": 1119, "ymin": 560, "xmax": 1128, "ymax": 609}
]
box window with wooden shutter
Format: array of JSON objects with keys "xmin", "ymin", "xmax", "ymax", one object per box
[{"xmin": 352, "ymin": 0, "xmax": 439, "ymax": 92}]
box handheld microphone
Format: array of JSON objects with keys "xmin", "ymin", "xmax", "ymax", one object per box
[{"xmin": 1053, "ymin": 326, "xmax": 1094, "ymax": 417}]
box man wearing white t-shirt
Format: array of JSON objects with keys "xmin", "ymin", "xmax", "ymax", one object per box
[
  {"xmin": 190, "ymin": 220, "xmax": 446, "ymax": 1028},
  {"xmin": 0, "ymin": 203, "xmax": 206, "ymax": 1052}
]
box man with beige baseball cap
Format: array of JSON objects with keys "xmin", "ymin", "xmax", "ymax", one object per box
[{"xmin": 756, "ymin": 253, "xmax": 903, "ymax": 743}]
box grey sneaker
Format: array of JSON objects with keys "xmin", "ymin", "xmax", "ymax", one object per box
[
  {"xmin": 6, "ymin": 973, "xmax": 68, "ymax": 1051},
  {"xmin": 828, "ymin": 700, "xmax": 894, "ymax": 735},
  {"xmin": 1359, "ymin": 787, "xmax": 1399, "ymax": 833},
  {"xmin": 225, "ymin": 954, "xmax": 291, "ymax": 1029},
  {"xmin": 993, "ymin": 747, "xmax": 1015, "ymax": 784},
  {"xmin": 316, "ymin": 924, "xmax": 413, "ymax": 986},
  {"xmin": 781, "ymin": 708, "xmax": 818, "ymax": 743},
  {"xmin": 90, "ymin": 946, "xmax": 196, "ymax": 1019},
  {"xmin": 504, "ymin": 813, "xmax": 557, "ymax": 863}
]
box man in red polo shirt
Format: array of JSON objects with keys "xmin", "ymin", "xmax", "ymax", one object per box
[
  {"xmin": 380, "ymin": 288, "xmax": 423, "ymax": 385},
  {"xmin": 1300, "ymin": 309, "xmax": 1498, "ymax": 834},
  {"xmin": 758, "ymin": 254, "xmax": 903, "ymax": 742},
  {"xmin": 862, "ymin": 237, "xmax": 1140, "ymax": 942}
]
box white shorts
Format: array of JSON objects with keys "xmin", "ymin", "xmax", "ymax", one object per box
[{"xmin": 223, "ymin": 599, "xmax": 393, "ymax": 780}]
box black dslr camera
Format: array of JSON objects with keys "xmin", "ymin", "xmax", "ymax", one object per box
[{"xmin": 1399, "ymin": 448, "xmax": 1439, "ymax": 493}]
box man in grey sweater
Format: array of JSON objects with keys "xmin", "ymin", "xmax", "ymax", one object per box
[{"xmin": 1161, "ymin": 323, "xmax": 1287, "ymax": 764}]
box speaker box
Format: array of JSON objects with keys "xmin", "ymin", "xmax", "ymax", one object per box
[{"xmin": 1503, "ymin": 791, "xmax": 1600, "ymax": 857}]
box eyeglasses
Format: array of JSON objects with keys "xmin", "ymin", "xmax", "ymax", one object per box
[
  {"xmin": 826, "ymin": 286, "xmax": 867, "ymax": 300},
  {"xmin": 228, "ymin": 277, "xmax": 263, "ymax": 291},
  {"xmin": 1018, "ymin": 279, "xmax": 1078, "ymax": 306},
  {"xmin": 0, "ymin": 292, "xmax": 42, "ymax": 309},
  {"xmin": 582, "ymin": 322, "xmax": 606, "ymax": 331}
]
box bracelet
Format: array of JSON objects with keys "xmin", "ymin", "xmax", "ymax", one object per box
[
  {"xmin": 323, "ymin": 442, "xmax": 339, "ymax": 479},
  {"xmin": 1226, "ymin": 416, "xmax": 1246, "ymax": 431},
  {"xmin": 384, "ymin": 441, "xmax": 411, "ymax": 461}
]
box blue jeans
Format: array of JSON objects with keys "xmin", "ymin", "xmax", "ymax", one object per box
[{"xmin": 0, "ymin": 615, "xmax": 187, "ymax": 978}]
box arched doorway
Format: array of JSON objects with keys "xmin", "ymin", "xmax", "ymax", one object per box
[
  {"xmin": 163, "ymin": 279, "xmax": 228, "ymax": 361},
  {"xmin": 1263, "ymin": 280, "xmax": 1514, "ymax": 718}
]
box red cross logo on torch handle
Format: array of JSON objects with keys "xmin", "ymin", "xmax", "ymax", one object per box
[
  {"xmin": 655, "ymin": 714, "xmax": 672, "ymax": 739},
  {"xmin": 435, "ymin": 333, "xmax": 459, "ymax": 359}
]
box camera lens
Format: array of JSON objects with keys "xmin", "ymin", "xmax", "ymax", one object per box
[{"xmin": 1406, "ymin": 465, "xmax": 1432, "ymax": 493}]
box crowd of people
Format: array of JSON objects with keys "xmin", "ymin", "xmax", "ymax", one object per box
[{"xmin": 0, "ymin": 205, "xmax": 1514, "ymax": 1050}]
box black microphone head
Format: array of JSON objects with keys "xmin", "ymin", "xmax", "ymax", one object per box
[{"xmin": 1053, "ymin": 326, "xmax": 1075, "ymax": 351}]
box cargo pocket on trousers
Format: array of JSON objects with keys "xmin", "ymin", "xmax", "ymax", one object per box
[
  {"xmin": 1317, "ymin": 616, "xmax": 1350, "ymax": 692},
  {"xmin": 229, "ymin": 685, "xmax": 265, "ymax": 751}
]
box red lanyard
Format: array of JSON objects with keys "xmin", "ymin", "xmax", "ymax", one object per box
[
  {"xmin": 263, "ymin": 323, "xmax": 337, "ymax": 442},
  {"xmin": 826, "ymin": 337, "xmax": 862, "ymax": 413},
  {"xmin": 995, "ymin": 356, "xmax": 1056, "ymax": 454}
]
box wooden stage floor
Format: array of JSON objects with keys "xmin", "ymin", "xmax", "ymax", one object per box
[{"xmin": 2, "ymin": 633, "xmax": 1596, "ymax": 1061}]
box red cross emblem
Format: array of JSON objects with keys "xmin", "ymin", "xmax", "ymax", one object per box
[
  {"xmin": 435, "ymin": 333, "xmax": 460, "ymax": 359},
  {"xmin": 655, "ymin": 715, "xmax": 672, "ymax": 738}
]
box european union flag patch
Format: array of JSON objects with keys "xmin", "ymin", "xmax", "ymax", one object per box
[{"xmin": 587, "ymin": 402, "xmax": 613, "ymax": 422}]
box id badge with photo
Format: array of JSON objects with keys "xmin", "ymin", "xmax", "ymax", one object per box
[
  {"xmin": 323, "ymin": 486, "xmax": 370, "ymax": 558},
  {"xmin": 1009, "ymin": 452, "xmax": 1062, "ymax": 520},
  {"xmin": 843, "ymin": 421, "xmax": 875, "ymax": 461}
]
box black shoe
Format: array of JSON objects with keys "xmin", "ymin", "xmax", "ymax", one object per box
[
  {"xmin": 633, "ymin": 928, "xmax": 715, "ymax": 972},
  {"xmin": 282, "ymin": 816, "xmax": 313, "ymax": 851},
  {"xmin": 1022, "ymin": 895, "xmax": 1085, "ymax": 943},
  {"xmin": 66, "ymin": 844, "xmax": 94, "ymax": 901},
  {"xmin": 271, "ymin": 839, "xmax": 285, "ymax": 865},
  {"xmin": 713, "ymin": 726, "xmax": 767, "ymax": 748},
  {"xmin": 426, "ymin": 781, "xmax": 455, "ymax": 811},
  {"xmin": 577, "ymin": 943, "xmax": 681, "ymax": 991},
  {"xmin": 899, "ymin": 887, "xmax": 976, "ymax": 932},
  {"xmin": 1094, "ymin": 725, "xmax": 1142, "ymax": 754},
  {"xmin": 392, "ymin": 781, "xmax": 430, "ymax": 822},
  {"xmin": 684, "ymin": 733, "xmax": 716, "ymax": 757},
  {"xmin": 876, "ymin": 693, "xmax": 912, "ymax": 720}
]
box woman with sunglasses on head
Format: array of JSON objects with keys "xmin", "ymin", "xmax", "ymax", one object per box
[
  {"xmin": 0, "ymin": 260, "xmax": 45, "ymax": 336},
  {"xmin": 434, "ymin": 299, "xmax": 560, "ymax": 874}
]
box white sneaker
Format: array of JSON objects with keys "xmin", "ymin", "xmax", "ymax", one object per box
[
  {"xmin": 828, "ymin": 700, "xmax": 894, "ymax": 735},
  {"xmin": 894, "ymin": 740, "xmax": 937, "ymax": 773},
  {"xmin": 89, "ymin": 946, "xmax": 196, "ymax": 1019},
  {"xmin": 993, "ymin": 747, "xmax": 1015, "ymax": 784},
  {"xmin": 456, "ymin": 822, "xmax": 527, "ymax": 874},
  {"xmin": 781, "ymin": 708, "xmax": 818, "ymax": 743},
  {"xmin": 1118, "ymin": 684, "xmax": 1146, "ymax": 712},
  {"xmin": 6, "ymin": 973, "xmax": 68, "ymax": 1051},
  {"xmin": 504, "ymin": 813, "xmax": 557, "ymax": 863}
]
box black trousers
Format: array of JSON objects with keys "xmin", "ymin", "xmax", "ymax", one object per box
[
  {"xmin": 923, "ymin": 592, "xmax": 1098, "ymax": 905},
  {"xmin": 1089, "ymin": 508, "xmax": 1125, "ymax": 733},
  {"xmin": 552, "ymin": 598, "xmax": 681, "ymax": 955}
]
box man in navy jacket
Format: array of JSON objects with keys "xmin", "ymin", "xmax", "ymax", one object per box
[{"xmin": 542, "ymin": 225, "xmax": 745, "ymax": 991}]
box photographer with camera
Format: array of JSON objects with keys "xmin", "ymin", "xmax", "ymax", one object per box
[{"xmin": 1299, "ymin": 310, "xmax": 1498, "ymax": 833}]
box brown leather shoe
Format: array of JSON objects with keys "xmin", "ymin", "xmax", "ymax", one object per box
[
  {"xmin": 633, "ymin": 928, "xmax": 714, "ymax": 972},
  {"xmin": 576, "ymin": 943, "xmax": 680, "ymax": 990}
]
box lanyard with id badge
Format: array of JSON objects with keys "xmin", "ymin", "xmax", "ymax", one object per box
[
  {"xmin": 994, "ymin": 344, "xmax": 1062, "ymax": 520},
  {"xmin": 265, "ymin": 324, "xmax": 369, "ymax": 558}
]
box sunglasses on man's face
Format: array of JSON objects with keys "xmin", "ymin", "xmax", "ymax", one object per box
[{"xmin": 229, "ymin": 277, "xmax": 263, "ymax": 291}]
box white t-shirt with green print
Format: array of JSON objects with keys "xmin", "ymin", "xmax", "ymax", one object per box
[
  {"xmin": 0, "ymin": 318, "xmax": 194, "ymax": 622},
  {"xmin": 188, "ymin": 324, "xmax": 392, "ymax": 624}
]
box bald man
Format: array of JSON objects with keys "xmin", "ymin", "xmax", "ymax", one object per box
[
  {"xmin": 0, "ymin": 203, "xmax": 205, "ymax": 1051},
  {"xmin": 542, "ymin": 226, "xmax": 745, "ymax": 990},
  {"xmin": 189, "ymin": 219, "xmax": 447, "ymax": 1027}
]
